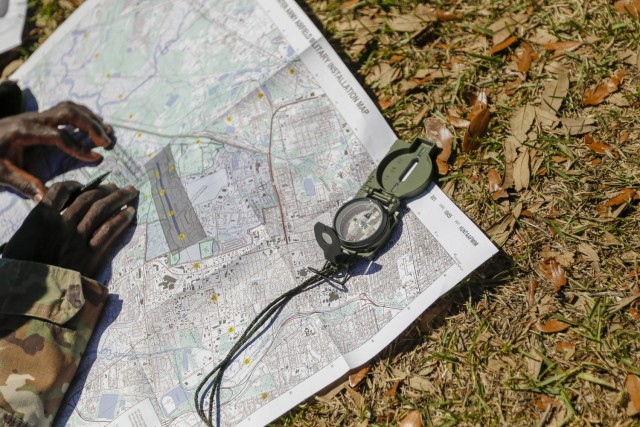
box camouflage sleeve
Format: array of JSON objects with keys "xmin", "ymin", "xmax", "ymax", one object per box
[{"xmin": 0, "ymin": 259, "xmax": 108, "ymax": 427}]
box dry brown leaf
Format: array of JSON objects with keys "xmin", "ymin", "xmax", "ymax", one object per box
[
  {"xmin": 600, "ymin": 188, "xmax": 639, "ymax": 208},
  {"xmin": 447, "ymin": 108, "xmax": 470, "ymax": 128},
  {"xmin": 533, "ymin": 394, "xmax": 562, "ymax": 410},
  {"xmin": 489, "ymin": 35, "xmax": 518, "ymax": 55},
  {"xmin": 583, "ymin": 70, "xmax": 628, "ymax": 106},
  {"xmin": 469, "ymin": 90, "xmax": 489, "ymax": 119},
  {"xmin": 561, "ymin": 117, "xmax": 597, "ymax": 135},
  {"xmin": 608, "ymin": 93, "xmax": 631, "ymax": 107},
  {"xmin": 504, "ymin": 79, "xmax": 524, "ymax": 96},
  {"xmin": 502, "ymin": 136, "xmax": 519, "ymax": 189},
  {"xmin": 367, "ymin": 62, "xmax": 402, "ymax": 88},
  {"xmin": 1, "ymin": 59, "xmax": 24, "ymax": 80},
  {"xmin": 345, "ymin": 384, "xmax": 365, "ymax": 409},
  {"xmin": 535, "ymin": 107, "xmax": 560, "ymax": 128},
  {"xmin": 408, "ymin": 376, "xmax": 436, "ymax": 393},
  {"xmin": 388, "ymin": 14, "xmax": 429, "ymax": 32},
  {"xmin": 536, "ymin": 319, "xmax": 572, "ymax": 333},
  {"xmin": 528, "ymin": 28, "xmax": 557, "ymax": 45},
  {"xmin": 527, "ymin": 278, "xmax": 538, "ymax": 305},
  {"xmin": 584, "ymin": 134, "xmax": 619, "ymax": 157},
  {"xmin": 340, "ymin": 0, "xmax": 359, "ymax": 11},
  {"xmin": 488, "ymin": 14, "xmax": 529, "ymax": 45},
  {"xmin": 488, "ymin": 168, "xmax": 508, "ymax": 200},
  {"xmin": 556, "ymin": 341, "xmax": 576, "ymax": 359},
  {"xmin": 436, "ymin": 10, "xmax": 462, "ymax": 22},
  {"xmin": 513, "ymin": 41, "xmax": 534, "ymax": 73},
  {"xmin": 462, "ymin": 107, "xmax": 489, "ymax": 153},
  {"xmin": 378, "ymin": 97, "xmax": 398, "ymax": 110},
  {"xmin": 487, "ymin": 204, "xmax": 521, "ymax": 246},
  {"xmin": 399, "ymin": 410, "xmax": 422, "ymax": 427},
  {"xmin": 630, "ymin": 307, "xmax": 640, "ymax": 319},
  {"xmin": 543, "ymin": 40, "xmax": 582, "ymax": 57},
  {"xmin": 513, "ymin": 149, "xmax": 530, "ymax": 191},
  {"xmin": 577, "ymin": 242, "xmax": 599, "ymax": 262},
  {"xmin": 539, "ymin": 258, "xmax": 567, "ymax": 292},
  {"xmin": 540, "ymin": 74, "xmax": 569, "ymax": 113},
  {"xmin": 349, "ymin": 365, "xmax": 370, "ymax": 388},
  {"xmin": 510, "ymin": 104, "xmax": 535, "ymax": 143},
  {"xmin": 384, "ymin": 379, "xmax": 400, "ymax": 400},
  {"xmin": 424, "ymin": 118, "xmax": 453, "ymax": 175},
  {"xmin": 626, "ymin": 374, "xmax": 640, "ymax": 412},
  {"xmin": 614, "ymin": 0, "xmax": 640, "ymax": 17}
]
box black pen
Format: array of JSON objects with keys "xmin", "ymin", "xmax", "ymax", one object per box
[{"xmin": 60, "ymin": 171, "xmax": 111, "ymax": 211}]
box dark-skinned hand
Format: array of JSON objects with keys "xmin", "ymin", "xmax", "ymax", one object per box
[
  {"xmin": 2, "ymin": 181, "xmax": 138, "ymax": 280},
  {"xmin": 0, "ymin": 101, "xmax": 114, "ymax": 201}
]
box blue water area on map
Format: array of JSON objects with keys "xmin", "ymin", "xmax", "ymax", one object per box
[
  {"xmin": 98, "ymin": 393, "xmax": 118, "ymax": 419},
  {"xmin": 160, "ymin": 386, "xmax": 189, "ymax": 416},
  {"xmin": 261, "ymin": 134, "xmax": 269, "ymax": 146},
  {"xmin": 287, "ymin": 46, "xmax": 295, "ymax": 57},
  {"xmin": 304, "ymin": 178, "xmax": 315, "ymax": 196},
  {"xmin": 231, "ymin": 154, "xmax": 239, "ymax": 170},
  {"xmin": 226, "ymin": 125, "xmax": 236, "ymax": 133},
  {"xmin": 166, "ymin": 94, "xmax": 179, "ymax": 107}
]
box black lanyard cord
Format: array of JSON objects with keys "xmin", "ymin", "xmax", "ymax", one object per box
[{"xmin": 194, "ymin": 262, "xmax": 342, "ymax": 426}]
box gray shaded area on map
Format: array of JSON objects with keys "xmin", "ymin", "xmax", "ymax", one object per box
[{"xmin": 145, "ymin": 146, "xmax": 206, "ymax": 252}]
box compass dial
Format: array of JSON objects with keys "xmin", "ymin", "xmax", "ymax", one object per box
[{"xmin": 334, "ymin": 198, "xmax": 387, "ymax": 247}]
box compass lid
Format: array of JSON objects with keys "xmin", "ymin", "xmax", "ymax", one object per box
[{"xmin": 371, "ymin": 137, "xmax": 435, "ymax": 200}]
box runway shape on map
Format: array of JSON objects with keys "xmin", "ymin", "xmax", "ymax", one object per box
[{"xmin": 146, "ymin": 146, "xmax": 207, "ymax": 252}]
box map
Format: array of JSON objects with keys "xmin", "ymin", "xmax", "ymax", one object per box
[{"xmin": 5, "ymin": 0, "xmax": 498, "ymax": 425}]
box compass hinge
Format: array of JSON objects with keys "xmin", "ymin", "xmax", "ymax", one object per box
[{"xmin": 363, "ymin": 187, "xmax": 400, "ymax": 214}]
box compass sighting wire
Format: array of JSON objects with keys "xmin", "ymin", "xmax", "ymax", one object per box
[{"xmin": 194, "ymin": 263, "xmax": 342, "ymax": 426}]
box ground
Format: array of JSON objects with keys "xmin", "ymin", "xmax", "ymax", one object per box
[{"xmin": 3, "ymin": 0, "xmax": 639, "ymax": 426}]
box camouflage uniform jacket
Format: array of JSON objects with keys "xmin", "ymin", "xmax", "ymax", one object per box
[{"xmin": 0, "ymin": 259, "xmax": 108, "ymax": 427}]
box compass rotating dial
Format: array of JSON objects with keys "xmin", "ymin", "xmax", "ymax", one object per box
[{"xmin": 333, "ymin": 198, "xmax": 388, "ymax": 248}]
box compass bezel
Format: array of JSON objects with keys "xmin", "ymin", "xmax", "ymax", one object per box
[{"xmin": 333, "ymin": 197, "xmax": 389, "ymax": 250}]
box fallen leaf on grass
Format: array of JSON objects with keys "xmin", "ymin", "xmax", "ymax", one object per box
[
  {"xmin": 527, "ymin": 278, "xmax": 538, "ymax": 305},
  {"xmin": 561, "ymin": 117, "xmax": 597, "ymax": 135},
  {"xmin": 538, "ymin": 258, "xmax": 567, "ymax": 292},
  {"xmin": 543, "ymin": 40, "xmax": 582, "ymax": 57},
  {"xmin": 424, "ymin": 118, "xmax": 453, "ymax": 175},
  {"xmin": 540, "ymin": 74, "xmax": 569, "ymax": 113},
  {"xmin": 388, "ymin": 14, "xmax": 428, "ymax": 32},
  {"xmin": 462, "ymin": 90, "xmax": 490, "ymax": 152},
  {"xmin": 513, "ymin": 149, "xmax": 530, "ymax": 191},
  {"xmin": 510, "ymin": 104, "xmax": 535, "ymax": 143},
  {"xmin": 399, "ymin": 410, "xmax": 422, "ymax": 427},
  {"xmin": 583, "ymin": 70, "xmax": 627, "ymax": 106},
  {"xmin": 435, "ymin": 10, "xmax": 462, "ymax": 22},
  {"xmin": 535, "ymin": 107, "xmax": 560, "ymax": 128},
  {"xmin": 384, "ymin": 379, "xmax": 400, "ymax": 400},
  {"xmin": 488, "ymin": 14, "xmax": 529, "ymax": 45},
  {"xmin": 345, "ymin": 384, "xmax": 365, "ymax": 409},
  {"xmin": 599, "ymin": 188, "xmax": 639, "ymax": 209},
  {"xmin": 489, "ymin": 35, "xmax": 518, "ymax": 55},
  {"xmin": 349, "ymin": 365, "xmax": 370, "ymax": 388},
  {"xmin": 533, "ymin": 394, "xmax": 561, "ymax": 410},
  {"xmin": 378, "ymin": 97, "xmax": 398, "ymax": 110},
  {"xmin": 367, "ymin": 62, "xmax": 402, "ymax": 88},
  {"xmin": 584, "ymin": 134, "xmax": 619, "ymax": 157},
  {"xmin": 614, "ymin": 0, "xmax": 640, "ymax": 17},
  {"xmin": 447, "ymin": 108, "xmax": 470, "ymax": 128},
  {"xmin": 626, "ymin": 374, "xmax": 640, "ymax": 415},
  {"xmin": 488, "ymin": 168, "xmax": 508, "ymax": 200},
  {"xmin": 408, "ymin": 375, "xmax": 436, "ymax": 393},
  {"xmin": 536, "ymin": 319, "xmax": 571, "ymax": 333},
  {"xmin": 513, "ymin": 41, "xmax": 535, "ymax": 73},
  {"xmin": 556, "ymin": 341, "xmax": 576, "ymax": 359},
  {"xmin": 487, "ymin": 203, "xmax": 521, "ymax": 246}
]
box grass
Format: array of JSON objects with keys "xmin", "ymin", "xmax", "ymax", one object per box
[{"xmin": 7, "ymin": 0, "xmax": 640, "ymax": 426}]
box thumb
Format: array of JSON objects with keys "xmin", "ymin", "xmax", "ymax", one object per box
[{"xmin": 0, "ymin": 160, "xmax": 46, "ymax": 202}]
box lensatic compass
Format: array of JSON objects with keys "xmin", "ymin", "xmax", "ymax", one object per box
[{"xmin": 313, "ymin": 136, "xmax": 436, "ymax": 273}]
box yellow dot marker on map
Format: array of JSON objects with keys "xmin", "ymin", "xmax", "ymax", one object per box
[
  {"xmin": 155, "ymin": 170, "xmax": 159, "ymax": 177},
  {"xmin": 210, "ymin": 294, "xmax": 218, "ymax": 302},
  {"xmin": 143, "ymin": 194, "xmax": 149, "ymax": 200},
  {"xmin": 129, "ymin": 113, "xmax": 135, "ymax": 119},
  {"xmin": 83, "ymin": 33, "xmax": 89, "ymax": 39},
  {"xmin": 94, "ymin": 53, "xmax": 99, "ymax": 59},
  {"xmin": 137, "ymin": 133, "xmax": 142, "ymax": 138},
  {"xmin": 178, "ymin": 233, "xmax": 186, "ymax": 240},
  {"xmin": 226, "ymin": 116, "xmax": 233, "ymax": 123},
  {"xmin": 106, "ymin": 73, "xmax": 112, "ymax": 79},
  {"xmin": 168, "ymin": 210, "xmax": 174, "ymax": 217},
  {"xmin": 146, "ymin": 153, "xmax": 153, "ymax": 158},
  {"xmin": 118, "ymin": 94, "xmax": 123, "ymax": 100},
  {"xmin": 169, "ymin": 165, "xmax": 175, "ymax": 173},
  {"xmin": 193, "ymin": 262, "xmax": 200, "ymax": 269},
  {"xmin": 159, "ymin": 189, "xmax": 165, "ymax": 196},
  {"xmin": 228, "ymin": 326, "xmax": 235, "ymax": 333},
  {"xmin": 289, "ymin": 68, "xmax": 295, "ymax": 75},
  {"xmin": 261, "ymin": 392, "xmax": 268, "ymax": 400},
  {"xmin": 258, "ymin": 92, "xmax": 265, "ymax": 99},
  {"xmin": 195, "ymin": 138, "xmax": 201, "ymax": 144},
  {"xmin": 243, "ymin": 358, "xmax": 251, "ymax": 365}
]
